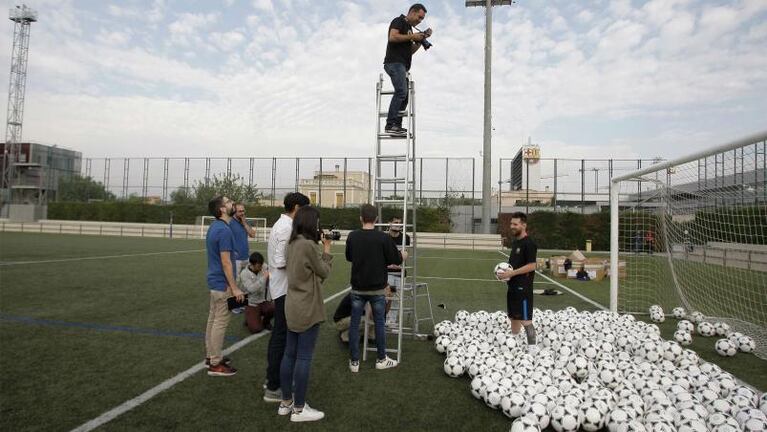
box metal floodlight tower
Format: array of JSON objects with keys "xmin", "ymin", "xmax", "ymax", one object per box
[
  {"xmin": 466, "ymin": 0, "xmax": 514, "ymax": 233},
  {"xmin": 2, "ymin": 4, "xmax": 37, "ymax": 204}
]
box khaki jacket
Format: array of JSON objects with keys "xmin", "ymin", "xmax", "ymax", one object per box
[{"xmin": 285, "ymin": 236, "xmax": 333, "ymax": 332}]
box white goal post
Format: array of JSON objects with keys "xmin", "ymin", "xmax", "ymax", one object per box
[
  {"xmin": 199, "ymin": 216, "xmax": 268, "ymax": 243},
  {"xmin": 609, "ymin": 131, "xmax": 767, "ymax": 359}
]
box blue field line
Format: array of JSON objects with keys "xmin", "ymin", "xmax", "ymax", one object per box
[{"xmin": 0, "ymin": 314, "xmax": 240, "ymax": 342}]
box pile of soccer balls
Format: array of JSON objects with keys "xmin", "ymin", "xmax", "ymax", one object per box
[
  {"xmin": 652, "ymin": 305, "xmax": 756, "ymax": 357},
  {"xmin": 434, "ymin": 307, "xmax": 767, "ymax": 432}
]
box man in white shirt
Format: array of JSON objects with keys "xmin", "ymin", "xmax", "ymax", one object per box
[{"xmin": 263, "ymin": 192, "xmax": 310, "ymax": 402}]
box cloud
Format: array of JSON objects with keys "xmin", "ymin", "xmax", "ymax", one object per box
[{"xmin": 168, "ymin": 12, "xmax": 220, "ymax": 46}]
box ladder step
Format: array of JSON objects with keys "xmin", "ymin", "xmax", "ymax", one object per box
[
  {"xmin": 378, "ymin": 134, "xmax": 411, "ymax": 140},
  {"xmin": 377, "ymin": 155, "xmax": 407, "ymax": 161},
  {"xmin": 379, "ymin": 111, "xmax": 411, "ymax": 117},
  {"xmin": 380, "ymin": 90, "xmax": 396, "ymax": 95}
]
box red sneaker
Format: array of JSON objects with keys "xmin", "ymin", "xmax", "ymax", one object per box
[{"xmin": 207, "ymin": 363, "xmax": 237, "ymax": 377}]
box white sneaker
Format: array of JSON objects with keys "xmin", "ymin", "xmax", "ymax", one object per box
[
  {"xmin": 375, "ymin": 356, "xmax": 398, "ymax": 370},
  {"xmin": 290, "ymin": 403, "xmax": 324, "ymax": 422},
  {"xmin": 278, "ymin": 401, "xmax": 293, "ymax": 416},
  {"xmin": 349, "ymin": 359, "xmax": 359, "ymax": 373}
]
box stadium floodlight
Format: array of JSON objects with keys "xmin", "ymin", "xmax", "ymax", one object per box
[{"xmin": 466, "ymin": 0, "xmax": 516, "ymax": 233}]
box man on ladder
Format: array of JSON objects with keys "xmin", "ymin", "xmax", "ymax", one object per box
[{"xmin": 383, "ymin": 3, "xmax": 432, "ymax": 136}]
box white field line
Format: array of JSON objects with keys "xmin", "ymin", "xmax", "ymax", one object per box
[
  {"xmin": 0, "ymin": 249, "xmax": 206, "ymax": 266},
  {"xmin": 69, "ymin": 287, "xmax": 351, "ymax": 432},
  {"xmin": 417, "ymin": 276, "xmax": 556, "ymax": 284},
  {"xmin": 496, "ymin": 250, "xmax": 607, "ymax": 311}
]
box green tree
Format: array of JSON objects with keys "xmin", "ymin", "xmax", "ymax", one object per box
[
  {"xmin": 171, "ymin": 173, "xmax": 262, "ymax": 205},
  {"xmin": 57, "ymin": 175, "xmax": 115, "ymax": 202}
]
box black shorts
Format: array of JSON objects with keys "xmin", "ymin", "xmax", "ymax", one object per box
[{"xmin": 507, "ymin": 285, "xmax": 533, "ymax": 321}]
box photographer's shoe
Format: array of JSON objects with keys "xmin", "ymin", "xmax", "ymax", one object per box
[
  {"xmin": 263, "ymin": 388, "xmax": 282, "ymax": 403},
  {"xmin": 375, "ymin": 356, "xmax": 398, "ymax": 370},
  {"xmin": 290, "ymin": 404, "xmax": 324, "ymax": 422},
  {"xmin": 384, "ymin": 125, "xmax": 407, "ymax": 136},
  {"xmin": 207, "ymin": 363, "xmax": 237, "ymax": 377},
  {"xmin": 278, "ymin": 401, "xmax": 294, "ymax": 416},
  {"xmin": 349, "ymin": 359, "xmax": 359, "ymax": 373},
  {"xmin": 204, "ymin": 356, "xmax": 232, "ymax": 369}
]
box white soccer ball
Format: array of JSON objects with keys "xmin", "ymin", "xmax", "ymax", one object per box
[
  {"xmin": 580, "ymin": 401, "xmax": 607, "ymax": 432},
  {"xmin": 742, "ymin": 417, "xmax": 767, "ymax": 432},
  {"xmin": 470, "ymin": 375, "xmax": 484, "ymax": 399},
  {"xmin": 650, "ymin": 310, "xmax": 665, "ymax": 323},
  {"xmin": 674, "ymin": 330, "xmax": 692, "ymax": 346},
  {"xmin": 501, "ymin": 391, "xmax": 527, "ymax": 419},
  {"xmin": 495, "ymin": 262, "xmax": 512, "ymax": 280},
  {"xmin": 443, "ymin": 355, "xmax": 464, "ymax": 378},
  {"xmin": 454, "ymin": 310, "xmax": 470, "ymax": 325},
  {"xmin": 689, "ymin": 311, "xmax": 704, "ymax": 324},
  {"xmin": 484, "ymin": 382, "xmax": 503, "ymax": 409},
  {"xmin": 713, "ymin": 322, "xmax": 730, "ymax": 336},
  {"xmin": 525, "ymin": 401, "xmax": 551, "ymax": 429},
  {"xmin": 697, "ymin": 321, "xmax": 715, "ymax": 337},
  {"xmin": 606, "ymin": 407, "xmax": 632, "ymax": 432},
  {"xmin": 434, "ymin": 335, "xmax": 451, "ymax": 354},
  {"xmin": 707, "ymin": 413, "xmax": 741, "ymax": 431},
  {"xmin": 677, "ymin": 320, "xmax": 694, "ymax": 334},
  {"xmin": 737, "ymin": 335, "xmax": 755, "ymax": 353},
  {"xmin": 510, "ymin": 415, "xmax": 542, "ymax": 432},
  {"xmin": 617, "ymin": 420, "xmax": 647, "ymax": 432},
  {"xmin": 550, "ymin": 404, "xmax": 581, "ymax": 432},
  {"xmin": 715, "ymin": 339, "xmax": 737, "ymax": 357},
  {"xmin": 672, "ymin": 307, "xmax": 686, "ymax": 319},
  {"xmin": 649, "ymin": 305, "xmax": 663, "ymax": 315}
]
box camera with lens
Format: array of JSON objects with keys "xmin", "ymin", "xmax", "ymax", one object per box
[
  {"xmin": 415, "ymin": 27, "xmax": 432, "ymax": 50},
  {"xmin": 322, "ymin": 225, "xmax": 341, "ymax": 241}
]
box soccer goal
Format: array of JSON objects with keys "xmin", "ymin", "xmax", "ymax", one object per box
[
  {"xmin": 609, "ymin": 131, "xmax": 767, "ymax": 359},
  {"xmin": 199, "ymin": 216, "xmax": 268, "ymax": 243}
]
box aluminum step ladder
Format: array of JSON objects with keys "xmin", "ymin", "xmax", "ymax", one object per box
[{"xmin": 362, "ymin": 73, "xmax": 435, "ymax": 364}]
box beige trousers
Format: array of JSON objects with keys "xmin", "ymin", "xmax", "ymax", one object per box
[{"xmin": 205, "ymin": 290, "xmax": 231, "ymax": 366}]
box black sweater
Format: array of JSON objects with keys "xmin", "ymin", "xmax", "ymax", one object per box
[{"xmin": 345, "ymin": 228, "xmax": 402, "ymax": 291}]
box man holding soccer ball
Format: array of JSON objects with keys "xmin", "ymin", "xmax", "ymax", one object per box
[{"xmin": 497, "ymin": 212, "xmax": 538, "ymax": 353}]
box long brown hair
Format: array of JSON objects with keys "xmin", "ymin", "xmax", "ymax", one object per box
[{"xmin": 289, "ymin": 206, "xmax": 321, "ymax": 243}]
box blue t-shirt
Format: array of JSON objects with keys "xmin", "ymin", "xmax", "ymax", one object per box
[
  {"xmin": 206, "ymin": 219, "xmax": 235, "ymax": 291},
  {"xmin": 229, "ymin": 219, "xmax": 249, "ymax": 261}
]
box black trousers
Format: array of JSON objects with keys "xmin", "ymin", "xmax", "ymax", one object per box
[{"xmin": 265, "ymin": 295, "xmax": 287, "ymax": 391}]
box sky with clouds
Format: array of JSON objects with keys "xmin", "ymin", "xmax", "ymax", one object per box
[{"xmin": 1, "ymin": 0, "xmax": 766, "ymax": 163}]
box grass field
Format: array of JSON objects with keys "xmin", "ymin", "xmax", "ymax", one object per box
[{"xmin": 1, "ymin": 232, "xmax": 765, "ymax": 432}]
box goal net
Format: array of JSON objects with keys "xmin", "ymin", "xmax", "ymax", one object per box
[
  {"xmin": 199, "ymin": 216, "xmax": 268, "ymax": 243},
  {"xmin": 609, "ymin": 131, "xmax": 767, "ymax": 359}
]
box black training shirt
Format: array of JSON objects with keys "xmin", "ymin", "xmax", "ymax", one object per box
[
  {"xmin": 384, "ymin": 15, "xmax": 414, "ymax": 70},
  {"xmin": 507, "ymin": 236, "xmax": 537, "ymax": 289},
  {"xmin": 346, "ymin": 229, "xmax": 403, "ymax": 291}
]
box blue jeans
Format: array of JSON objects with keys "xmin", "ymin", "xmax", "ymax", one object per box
[
  {"xmin": 280, "ymin": 323, "xmax": 320, "ymax": 408},
  {"xmin": 265, "ymin": 295, "xmax": 286, "ymax": 391},
  {"xmin": 384, "ymin": 63, "xmax": 408, "ymax": 128},
  {"xmin": 348, "ymin": 293, "xmax": 387, "ymax": 362}
]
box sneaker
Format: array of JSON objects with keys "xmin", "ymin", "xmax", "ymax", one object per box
[
  {"xmin": 384, "ymin": 125, "xmax": 407, "ymax": 136},
  {"xmin": 204, "ymin": 356, "xmax": 232, "ymax": 369},
  {"xmin": 207, "ymin": 363, "xmax": 237, "ymax": 377},
  {"xmin": 278, "ymin": 401, "xmax": 294, "ymax": 416},
  {"xmin": 349, "ymin": 359, "xmax": 359, "ymax": 373},
  {"xmin": 290, "ymin": 403, "xmax": 324, "ymax": 422},
  {"xmin": 263, "ymin": 388, "xmax": 282, "ymax": 403},
  {"xmin": 375, "ymin": 356, "xmax": 398, "ymax": 370}
]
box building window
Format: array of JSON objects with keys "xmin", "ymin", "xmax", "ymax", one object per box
[{"xmin": 309, "ymin": 192, "xmax": 317, "ymax": 205}]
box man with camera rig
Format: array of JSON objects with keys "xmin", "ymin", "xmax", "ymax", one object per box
[
  {"xmin": 383, "ymin": 3, "xmax": 432, "ymax": 136},
  {"xmin": 345, "ymin": 204, "xmax": 407, "ymax": 372}
]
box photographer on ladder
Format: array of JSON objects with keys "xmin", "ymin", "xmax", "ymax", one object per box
[{"xmin": 383, "ymin": 3, "xmax": 432, "ymax": 136}]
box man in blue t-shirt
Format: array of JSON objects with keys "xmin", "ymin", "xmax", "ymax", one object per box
[
  {"xmin": 231, "ymin": 202, "xmax": 257, "ymax": 275},
  {"xmin": 204, "ymin": 195, "xmax": 245, "ymax": 377}
]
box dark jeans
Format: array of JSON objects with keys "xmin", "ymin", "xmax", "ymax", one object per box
[
  {"xmin": 280, "ymin": 324, "xmax": 320, "ymax": 408},
  {"xmin": 348, "ymin": 293, "xmax": 387, "ymax": 361},
  {"xmin": 265, "ymin": 295, "xmax": 286, "ymax": 391},
  {"xmin": 384, "ymin": 63, "xmax": 408, "ymax": 128}
]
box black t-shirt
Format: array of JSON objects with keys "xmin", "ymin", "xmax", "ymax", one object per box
[
  {"xmin": 384, "ymin": 15, "xmax": 413, "ymax": 70},
  {"xmin": 507, "ymin": 236, "xmax": 537, "ymax": 289},
  {"xmin": 333, "ymin": 294, "xmax": 352, "ymax": 322},
  {"xmin": 345, "ymin": 228, "xmax": 403, "ymax": 291},
  {"xmin": 387, "ymin": 232, "xmax": 411, "ymax": 275}
]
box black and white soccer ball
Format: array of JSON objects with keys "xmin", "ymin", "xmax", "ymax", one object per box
[
  {"xmin": 737, "ymin": 335, "xmax": 755, "ymax": 353},
  {"xmin": 735, "ymin": 408, "xmax": 767, "ymax": 427},
  {"xmin": 672, "ymin": 307, "xmax": 686, "ymax": 319},
  {"xmin": 443, "ymin": 355, "xmax": 464, "ymax": 378},
  {"xmin": 434, "ymin": 335, "xmax": 451, "ymax": 353},
  {"xmin": 494, "ymin": 262, "xmax": 512, "ymax": 280},
  {"xmin": 501, "ymin": 391, "xmax": 527, "ymax": 419},
  {"xmin": 606, "ymin": 407, "xmax": 632, "ymax": 432},
  {"xmin": 510, "ymin": 415, "xmax": 542, "ymax": 432},
  {"xmin": 677, "ymin": 320, "xmax": 694, "ymax": 333},
  {"xmin": 697, "ymin": 321, "xmax": 715, "ymax": 337},
  {"xmin": 715, "ymin": 339, "xmax": 737, "ymax": 357},
  {"xmin": 525, "ymin": 401, "xmax": 551, "ymax": 429},
  {"xmin": 650, "ymin": 310, "xmax": 665, "ymax": 323},
  {"xmin": 707, "ymin": 413, "xmax": 741, "ymax": 431},
  {"xmin": 484, "ymin": 382, "xmax": 503, "ymax": 409},
  {"xmin": 470, "ymin": 375, "xmax": 484, "ymax": 399},
  {"xmin": 617, "ymin": 420, "xmax": 647, "ymax": 432},
  {"xmin": 567, "ymin": 355, "xmax": 590, "ymax": 380},
  {"xmin": 580, "ymin": 400, "xmax": 607, "ymax": 432},
  {"xmin": 674, "ymin": 330, "xmax": 692, "ymax": 346},
  {"xmin": 688, "ymin": 311, "xmax": 704, "ymax": 324},
  {"xmin": 550, "ymin": 404, "xmax": 581, "ymax": 432},
  {"xmin": 454, "ymin": 310, "xmax": 470, "ymax": 325},
  {"xmin": 713, "ymin": 321, "xmax": 730, "ymax": 336},
  {"xmin": 741, "ymin": 417, "xmax": 767, "ymax": 432}
]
